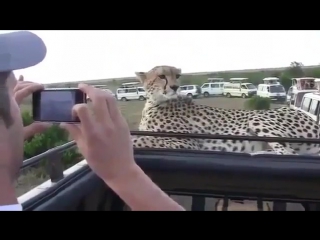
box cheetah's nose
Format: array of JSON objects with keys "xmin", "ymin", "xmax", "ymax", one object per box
[{"xmin": 170, "ymin": 85, "xmax": 179, "ymax": 92}]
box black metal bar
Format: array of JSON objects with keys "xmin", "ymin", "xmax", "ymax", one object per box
[
  {"xmin": 20, "ymin": 129, "xmax": 320, "ymax": 174},
  {"xmin": 191, "ymin": 197, "xmax": 205, "ymax": 211},
  {"xmin": 130, "ymin": 131, "xmax": 320, "ymax": 144},
  {"xmin": 257, "ymin": 199, "xmax": 263, "ymax": 211},
  {"xmin": 46, "ymin": 153, "xmax": 64, "ymax": 182},
  {"xmin": 21, "ymin": 141, "xmax": 76, "ymax": 170},
  {"xmin": 222, "ymin": 197, "xmax": 229, "ymax": 211}
]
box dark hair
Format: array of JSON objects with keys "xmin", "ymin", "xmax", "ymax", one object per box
[{"xmin": 0, "ymin": 71, "xmax": 14, "ymax": 128}]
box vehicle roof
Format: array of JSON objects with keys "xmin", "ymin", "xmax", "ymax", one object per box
[
  {"xmin": 224, "ymin": 81, "xmax": 251, "ymax": 84},
  {"xmin": 293, "ymin": 89, "xmax": 318, "ymax": 94},
  {"xmin": 229, "ymin": 77, "xmax": 248, "ymax": 80},
  {"xmin": 259, "ymin": 83, "xmax": 282, "ymax": 86},
  {"xmin": 303, "ymin": 92, "xmax": 320, "ymax": 99},
  {"xmin": 262, "ymin": 77, "xmax": 280, "ymax": 81},
  {"xmin": 202, "ymin": 82, "xmax": 228, "ymax": 85},
  {"xmin": 207, "ymin": 78, "xmax": 224, "ymax": 80},
  {"xmin": 292, "ymin": 77, "xmax": 315, "ymax": 81},
  {"xmin": 121, "ymin": 82, "xmax": 140, "ymax": 86},
  {"xmin": 117, "ymin": 86, "xmax": 138, "ymax": 90},
  {"xmin": 180, "ymin": 84, "xmax": 198, "ymax": 87}
]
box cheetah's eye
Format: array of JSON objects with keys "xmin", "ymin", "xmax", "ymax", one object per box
[
  {"xmin": 159, "ymin": 75, "xmax": 166, "ymax": 79},
  {"xmin": 176, "ymin": 74, "xmax": 181, "ymax": 79}
]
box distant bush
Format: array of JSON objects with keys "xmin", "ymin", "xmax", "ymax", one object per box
[
  {"xmin": 22, "ymin": 111, "xmax": 81, "ymax": 168},
  {"xmin": 244, "ymin": 96, "xmax": 271, "ymax": 110}
]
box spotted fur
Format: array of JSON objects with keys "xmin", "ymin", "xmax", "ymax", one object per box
[{"xmin": 132, "ymin": 66, "xmax": 320, "ymax": 155}]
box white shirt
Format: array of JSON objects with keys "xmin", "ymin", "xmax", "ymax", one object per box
[{"xmin": 0, "ymin": 204, "xmax": 23, "ymax": 211}]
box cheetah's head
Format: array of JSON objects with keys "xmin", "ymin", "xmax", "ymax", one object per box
[{"xmin": 135, "ymin": 65, "xmax": 181, "ymax": 105}]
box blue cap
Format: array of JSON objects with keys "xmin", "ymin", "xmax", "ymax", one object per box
[{"xmin": 0, "ymin": 31, "xmax": 47, "ymax": 72}]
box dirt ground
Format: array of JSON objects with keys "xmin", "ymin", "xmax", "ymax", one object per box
[{"xmin": 17, "ymin": 96, "xmax": 290, "ymax": 210}]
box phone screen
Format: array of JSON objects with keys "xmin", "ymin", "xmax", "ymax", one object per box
[{"xmin": 33, "ymin": 89, "xmax": 86, "ymax": 123}]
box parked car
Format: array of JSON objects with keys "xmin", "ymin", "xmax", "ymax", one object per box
[
  {"xmin": 116, "ymin": 86, "xmax": 146, "ymax": 101},
  {"xmin": 201, "ymin": 82, "xmax": 227, "ymax": 97},
  {"xmin": 179, "ymin": 85, "xmax": 201, "ymax": 98}
]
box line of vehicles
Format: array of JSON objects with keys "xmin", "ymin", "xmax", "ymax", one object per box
[
  {"xmin": 107, "ymin": 77, "xmax": 287, "ymax": 102},
  {"xmin": 90, "ymin": 77, "xmax": 318, "ymax": 106}
]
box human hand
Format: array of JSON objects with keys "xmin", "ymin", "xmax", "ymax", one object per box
[
  {"xmin": 14, "ymin": 76, "xmax": 51, "ymax": 139},
  {"xmin": 61, "ymin": 83, "xmax": 136, "ymax": 182}
]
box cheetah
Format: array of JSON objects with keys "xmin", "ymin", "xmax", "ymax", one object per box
[{"xmin": 132, "ymin": 65, "xmax": 320, "ymax": 155}]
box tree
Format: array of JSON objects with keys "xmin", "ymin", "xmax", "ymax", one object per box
[
  {"xmin": 244, "ymin": 96, "xmax": 271, "ymax": 110},
  {"xmin": 279, "ymin": 72, "xmax": 292, "ymax": 91},
  {"xmin": 287, "ymin": 61, "xmax": 305, "ymax": 77}
]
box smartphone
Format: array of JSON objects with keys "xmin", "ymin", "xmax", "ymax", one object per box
[{"xmin": 32, "ymin": 88, "xmax": 86, "ymax": 123}]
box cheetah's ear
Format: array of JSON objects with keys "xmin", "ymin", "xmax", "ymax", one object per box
[{"xmin": 135, "ymin": 72, "xmax": 147, "ymax": 83}]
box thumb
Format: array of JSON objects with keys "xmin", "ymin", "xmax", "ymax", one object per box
[{"xmin": 60, "ymin": 123, "xmax": 82, "ymax": 141}]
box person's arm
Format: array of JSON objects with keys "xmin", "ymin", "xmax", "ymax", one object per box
[
  {"xmin": 107, "ymin": 165, "xmax": 185, "ymax": 211},
  {"xmin": 0, "ymin": 171, "xmax": 22, "ymax": 211}
]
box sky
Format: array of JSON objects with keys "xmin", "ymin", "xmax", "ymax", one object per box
[{"xmin": 1, "ymin": 30, "xmax": 320, "ymax": 84}]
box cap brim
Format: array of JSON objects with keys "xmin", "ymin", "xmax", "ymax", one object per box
[{"xmin": 0, "ymin": 31, "xmax": 47, "ymax": 72}]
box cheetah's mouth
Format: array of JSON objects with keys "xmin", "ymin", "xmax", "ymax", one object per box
[{"xmin": 164, "ymin": 90, "xmax": 179, "ymax": 99}]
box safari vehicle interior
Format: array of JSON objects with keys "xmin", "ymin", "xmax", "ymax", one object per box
[{"xmin": 20, "ymin": 130, "xmax": 320, "ymax": 211}]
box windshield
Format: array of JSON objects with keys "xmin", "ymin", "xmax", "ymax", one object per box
[
  {"xmin": 246, "ymin": 84, "xmax": 256, "ymax": 89},
  {"xmin": 270, "ymin": 85, "xmax": 285, "ymax": 93},
  {"xmin": 294, "ymin": 92, "xmax": 309, "ymax": 107}
]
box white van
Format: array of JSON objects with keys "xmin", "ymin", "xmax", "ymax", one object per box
[
  {"xmin": 116, "ymin": 86, "xmax": 146, "ymax": 101},
  {"xmin": 223, "ymin": 80, "xmax": 257, "ymax": 98},
  {"xmin": 299, "ymin": 92, "xmax": 320, "ymax": 123},
  {"xmin": 207, "ymin": 78, "xmax": 225, "ymax": 83},
  {"xmin": 257, "ymin": 77, "xmax": 286, "ymax": 102},
  {"xmin": 287, "ymin": 77, "xmax": 317, "ymax": 105},
  {"xmin": 179, "ymin": 85, "xmax": 201, "ymax": 98},
  {"xmin": 201, "ymin": 82, "xmax": 226, "ymax": 97},
  {"xmin": 87, "ymin": 86, "xmax": 115, "ymax": 101},
  {"xmin": 257, "ymin": 84, "xmax": 286, "ymax": 102}
]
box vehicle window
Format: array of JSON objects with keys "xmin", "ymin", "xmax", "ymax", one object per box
[
  {"xmin": 309, "ymin": 99, "xmax": 319, "ymax": 115},
  {"xmin": 127, "ymin": 88, "xmax": 137, "ymax": 93},
  {"xmin": 287, "ymin": 87, "xmax": 292, "ymax": 95},
  {"xmin": 187, "ymin": 86, "xmax": 194, "ymax": 90},
  {"xmin": 270, "ymin": 85, "xmax": 285, "ymax": 93},
  {"xmin": 212, "ymin": 84, "xmax": 219, "ymax": 88},
  {"xmin": 219, "ymin": 84, "xmax": 224, "ymax": 88},
  {"xmin": 117, "ymin": 89, "xmax": 126, "ymax": 94},
  {"xmin": 202, "ymin": 84, "xmax": 209, "ymax": 88},
  {"xmin": 301, "ymin": 97, "xmax": 311, "ymax": 111},
  {"xmin": 295, "ymin": 92, "xmax": 308, "ymax": 107},
  {"xmin": 137, "ymin": 88, "xmax": 145, "ymax": 92},
  {"xmin": 266, "ymin": 86, "xmax": 270, "ymax": 92},
  {"xmin": 180, "ymin": 86, "xmax": 187, "ymax": 91},
  {"xmin": 241, "ymin": 85, "xmax": 247, "ymax": 89},
  {"xmin": 246, "ymin": 84, "xmax": 256, "ymax": 89}
]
